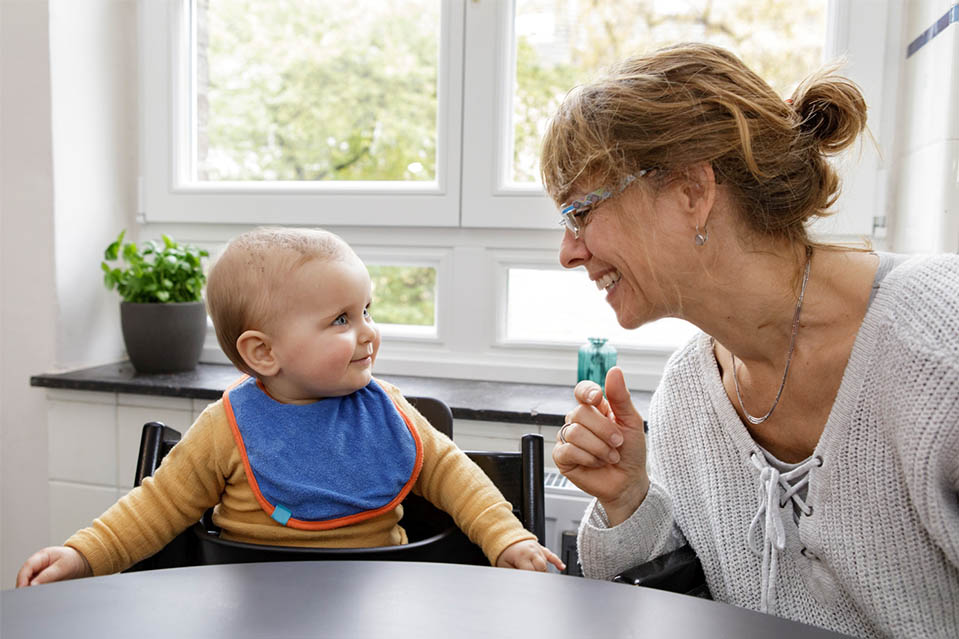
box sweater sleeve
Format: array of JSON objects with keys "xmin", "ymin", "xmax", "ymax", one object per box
[
  {"xmin": 926, "ymin": 355, "xmax": 959, "ymax": 571},
  {"xmin": 939, "ymin": 423, "xmax": 959, "ymax": 571},
  {"xmin": 380, "ymin": 382, "xmax": 536, "ymax": 565},
  {"xmin": 897, "ymin": 355, "xmax": 959, "ymax": 573},
  {"xmin": 883, "ymin": 256, "xmax": 959, "ymax": 574},
  {"xmin": 576, "ymin": 480, "xmax": 686, "ymax": 580},
  {"xmin": 64, "ymin": 404, "xmax": 229, "ymax": 575}
]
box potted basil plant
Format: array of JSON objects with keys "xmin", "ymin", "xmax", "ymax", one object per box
[{"xmin": 101, "ymin": 230, "xmax": 210, "ymax": 373}]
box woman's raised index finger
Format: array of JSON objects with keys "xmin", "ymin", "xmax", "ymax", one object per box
[
  {"xmin": 573, "ymin": 379, "xmax": 603, "ymax": 404},
  {"xmin": 573, "ymin": 380, "xmax": 612, "ymax": 417}
]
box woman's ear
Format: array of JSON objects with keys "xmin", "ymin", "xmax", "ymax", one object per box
[
  {"xmin": 680, "ymin": 162, "xmax": 717, "ymax": 228},
  {"xmin": 236, "ymin": 330, "xmax": 279, "ymax": 377}
]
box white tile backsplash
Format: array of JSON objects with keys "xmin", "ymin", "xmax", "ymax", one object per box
[
  {"xmin": 453, "ymin": 420, "xmax": 563, "ymax": 464},
  {"xmin": 453, "ymin": 419, "xmax": 534, "ymax": 452},
  {"xmin": 192, "ymin": 397, "xmax": 218, "ymax": 421},
  {"xmin": 48, "ymin": 481, "xmax": 119, "ymax": 546},
  {"xmin": 45, "ymin": 388, "xmax": 116, "ymax": 404},
  {"xmin": 117, "ymin": 393, "xmax": 194, "ymax": 411},
  {"xmin": 47, "ymin": 398, "xmax": 117, "ymax": 485},
  {"xmin": 115, "ymin": 404, "xmax": 194, "ymax": 488},
  {"xmin": 542, "ymin": 425, "xmax": 561, "ymax": 468}
]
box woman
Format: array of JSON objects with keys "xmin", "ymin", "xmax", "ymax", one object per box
[{"xmin": 544, "ymin": 43, "xmax": 958, "ymax": 638}]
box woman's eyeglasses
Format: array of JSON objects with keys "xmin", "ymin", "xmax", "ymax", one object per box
[{"xmin": 558, "ymin": 170, "xmax": 650, "ymax": 238}]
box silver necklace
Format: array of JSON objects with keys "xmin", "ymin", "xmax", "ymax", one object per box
[{"xmin": 731, "ymin": 249, "xmax": 812, "ymax": 425}]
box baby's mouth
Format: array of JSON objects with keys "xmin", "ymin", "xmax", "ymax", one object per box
[{"xmin": 595, "ymin": 271, "xmax": 622, "ymax": 291}]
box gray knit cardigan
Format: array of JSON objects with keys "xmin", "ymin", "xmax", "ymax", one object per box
[{"xmin": 577, "ymin": 254, "xmax": 959, "ymax": 638}]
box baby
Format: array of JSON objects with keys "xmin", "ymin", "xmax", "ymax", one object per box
[{"xmin": 18, "ymin": 227, "xmax": 562, "ymax": 586}]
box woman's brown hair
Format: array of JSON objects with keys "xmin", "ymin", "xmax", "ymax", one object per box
[{"xmin": 540, "ymin": 43, "xmax": 868, "ymax": 245}]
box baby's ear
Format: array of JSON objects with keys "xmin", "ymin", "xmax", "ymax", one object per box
[{"xmin": 236, "ymin": 330, "xmax": 279, "ymax": 377}]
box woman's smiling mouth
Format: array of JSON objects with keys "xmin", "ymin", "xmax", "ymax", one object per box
[{"xmin": 594, "ymin": 270, "xmax": 622, "ymax": 291}]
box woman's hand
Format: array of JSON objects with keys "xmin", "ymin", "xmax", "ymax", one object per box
[
  {"xmin": 16, "ymin": 546, "xmax": 92, "ymax": 587},
  {"xmin": 552, "ymin": 367, "xmax": 650, "ymax": 526}
]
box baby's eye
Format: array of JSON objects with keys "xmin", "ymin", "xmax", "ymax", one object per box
[
  {"xmin": 332, "ymin": 314, "xmax": 348, "ymax": 326},
  {"xmin": 363, "ymin": 306, "xmax": 372, "ymax": 319}
]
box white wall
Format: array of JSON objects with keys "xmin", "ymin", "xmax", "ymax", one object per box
[
  {"xmin": 49, "ymin": 0, "xmax": 137, "ymax": 368},
  {"xmin": 0, "ymin": 0, "xmax": 137, "ymax": 589},
  {"xmin": 1, "ymin": 0, "xmax": 58, "ymax": 590},
  {"xmin": 890, "ymin": 0, "xmax": 959, "ymax": 252}
]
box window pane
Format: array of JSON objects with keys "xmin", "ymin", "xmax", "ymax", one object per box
[
  {"xmin": 512, "ymin": 0, "xmax": 828, "ymax": 183},
  {"xmin": 196, "ymin": 0, "xmax": 439, "ymax": 182},
  {"xmin": 368, "ymin": 265, "xmax": 436, "ymax": 327},
  {"xmin": 506, "ymin": 268, "xmax": 697, "ymax": 349}
]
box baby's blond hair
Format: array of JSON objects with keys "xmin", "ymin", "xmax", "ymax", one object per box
[{"xmin": 206, "ymin": 227, "xmax": 350, "ymax": 376}]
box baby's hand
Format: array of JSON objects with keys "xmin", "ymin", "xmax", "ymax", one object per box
[
  {"xmin": 16, "ymin": 546, "xmax": 92, "ymax": 587},
  {"xmin": 495, "ymin": 539, "xmax": 565, "ymax": 572}
]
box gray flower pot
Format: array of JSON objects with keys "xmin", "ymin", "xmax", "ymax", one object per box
[{"xmin": 120, "ymin": 301, "xmax": 207, "ymax": 373}]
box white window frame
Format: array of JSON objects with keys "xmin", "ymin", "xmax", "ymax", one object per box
[
  {"xmin": 460, "ymin": 0, "xmax": 555, "ymax": 229},
  {"xmin": 139, "ymin": 0, "xmax": 900, "ymax": 390},
  {"xmin": 357, "ymin": 245, "xmax": 450, "ymax": 342},
  {"xmin": 811, "ymin": 0, "xmax": 903, "ymax": 239},
  {"xmin": 139, "ymin": 0, "xmax": 465, "ymax": 227}
]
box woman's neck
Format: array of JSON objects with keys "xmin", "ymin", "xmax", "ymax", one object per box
[
  {"xmin": 683, "ymin": 245, "xmax": 877, "ymax": 373},
  {"xmin": 683, "ymin": 242, "xmax": 808, "ymax": 367}
]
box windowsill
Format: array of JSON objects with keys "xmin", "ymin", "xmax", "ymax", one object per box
[{"xmin": 29, "ymin": 361, "xmax": 653, "ymax": 426}]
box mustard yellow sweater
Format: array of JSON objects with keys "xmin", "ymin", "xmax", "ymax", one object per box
[{"xmin": 66, "ymin": 379, "xmax": 534, "ymax": 575}]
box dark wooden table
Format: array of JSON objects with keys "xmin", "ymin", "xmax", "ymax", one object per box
[{"xmin": 2, "ymin": 561, "xmax": 852, "ymax": 638}]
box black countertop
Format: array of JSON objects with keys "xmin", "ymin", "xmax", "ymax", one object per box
[{"xmin": 30, "ymin": 361, "xmax": 653, "ymax": 426}]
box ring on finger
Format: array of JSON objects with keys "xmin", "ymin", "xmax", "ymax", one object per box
[{"xmin": 559, "ymin": 422, "xmax": 574, "ymax": 444}]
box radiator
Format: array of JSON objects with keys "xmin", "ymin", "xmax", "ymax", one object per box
[{"xmin": 543, "ymin": 469, "xmax": 591, "ymax": 573}]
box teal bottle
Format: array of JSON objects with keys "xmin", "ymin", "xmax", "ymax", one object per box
[{"xmin": 577, "ymin": 337, "xmax": 617, "ymax": 389}]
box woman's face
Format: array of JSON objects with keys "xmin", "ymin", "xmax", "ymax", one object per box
[{"xmin": 558, "ymin": 178, "xmax": 694, "ymax": 329}]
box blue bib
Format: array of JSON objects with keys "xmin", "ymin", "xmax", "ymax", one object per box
[{"xmin": 223, "ymin": 377, "xmax": 422, "ymax": 530}]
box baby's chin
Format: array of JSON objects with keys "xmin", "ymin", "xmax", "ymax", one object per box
[
  {"xmin": 312, "ymin": 378, "xmax": 374, "ymax": 399},
  {"xmin": 343, "ymin": 380, "xmax": 374, "ymax": 395},
  {"xmin": 349, "ymin": 370, "xmax": 375, "ymax": 392}
]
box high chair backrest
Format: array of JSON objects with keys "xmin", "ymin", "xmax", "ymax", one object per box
[{"xmin": 133, "ymin": 421, "xmax": 183, "ymax": 488}]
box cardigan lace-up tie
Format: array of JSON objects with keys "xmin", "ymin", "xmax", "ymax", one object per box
[{"xmin": 747, "ymin": 452, "xmax": 822, "ymax": 615}]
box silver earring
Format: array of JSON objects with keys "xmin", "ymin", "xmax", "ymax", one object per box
[{"xmin": 694, "ymin": 225, "xmax": 708, "ymax": 246}]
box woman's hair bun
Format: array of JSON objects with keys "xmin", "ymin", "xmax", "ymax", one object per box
[{"xmin": 790, "ymin": 68, "xmax": 868, "ymax": 154}]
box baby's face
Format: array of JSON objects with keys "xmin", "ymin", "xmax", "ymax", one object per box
[{"xmin": 266, "ymin": 255, "xmax": 380, "ymax": 401}]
